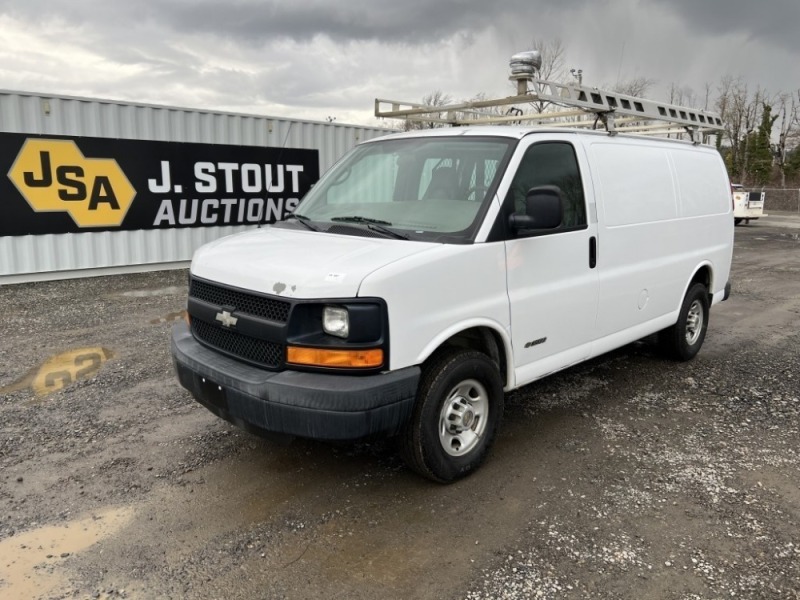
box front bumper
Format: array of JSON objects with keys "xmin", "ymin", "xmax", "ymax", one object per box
[{"xmin": 171, "ymin": 322, "xmax": 420, "ymax": 441}]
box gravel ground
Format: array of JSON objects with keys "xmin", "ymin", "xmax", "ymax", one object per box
[{"xmin": 0, "ymin": 216, "xmax": 798, "ymax": 599}]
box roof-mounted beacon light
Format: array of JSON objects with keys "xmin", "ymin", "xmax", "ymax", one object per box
[{"xmin": 509, "ymin": 50, "xmax": 542, "ymax": 94}]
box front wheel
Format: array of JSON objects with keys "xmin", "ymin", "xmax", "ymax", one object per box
[
  {"xmin": 400, "ymin": 349, "xmax": 504, "ymax": 483},
  {"xmin": 658, "ymin": 283, "xmax": 709, "ymax": 361}
]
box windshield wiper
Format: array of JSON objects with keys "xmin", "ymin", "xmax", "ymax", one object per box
[
  {"xmin": 366, "ymin": 224, "xmax": 410, "ymax": 240},
  {"xmin": 331, "ymin": 215, "xmax": 392, "ymax": 225},
  {"xmin": 285, "ymin": 213, "xmax": 320, "ymax": 232},
  {"xmin": 330, "ymin": 216, "xmax": 409, "ymax": 240}
]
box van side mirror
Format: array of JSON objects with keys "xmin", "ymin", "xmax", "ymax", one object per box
[{"xmin": 508, "ymin": 185, "xmax": 563, "ymax": 231}]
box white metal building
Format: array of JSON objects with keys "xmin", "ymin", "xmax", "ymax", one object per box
[{"xmin": 0, "ymin": 90, "xmax": 390, "ymax": 283}]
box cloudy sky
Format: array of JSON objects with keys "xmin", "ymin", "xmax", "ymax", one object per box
[{"xmin": 1, "ymin": 0, "xmax": 798, "ymax": 126}]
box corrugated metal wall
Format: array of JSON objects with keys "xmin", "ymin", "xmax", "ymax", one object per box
[{"xmin": 0, "ymin": 90, "xmax": 391, "ymax": 281}]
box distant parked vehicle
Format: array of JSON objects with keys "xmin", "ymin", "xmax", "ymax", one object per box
[{"xmin": 732, "ymin": 184, "xmax": 766, "ymax": 225}]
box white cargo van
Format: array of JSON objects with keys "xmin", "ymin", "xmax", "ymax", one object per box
[{"xmin": 171, "ymin": 58, "xmax": 733, "ymax": 481}]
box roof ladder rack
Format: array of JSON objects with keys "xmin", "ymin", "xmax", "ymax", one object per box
[{"xmin": 375, "ymin": 50, "xmax": 724, "ymax": 143}]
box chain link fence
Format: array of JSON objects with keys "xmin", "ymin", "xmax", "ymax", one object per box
[{"xmin": 747, "ymin": 188, "xmax": 800, "ymax": 213}]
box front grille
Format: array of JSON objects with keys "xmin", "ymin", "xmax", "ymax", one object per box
[
  {"xmin": 191, "ymin": 319, "xmax": 283, "ymax": 368},
  {"xmin": 190, "ymin": 278, "xmax": 290, "ymax": 323}
]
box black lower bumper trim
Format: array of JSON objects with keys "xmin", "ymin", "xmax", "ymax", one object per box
[{"xmin": 171, "ymin": 322, "xmax": 419, "ymax": 441}]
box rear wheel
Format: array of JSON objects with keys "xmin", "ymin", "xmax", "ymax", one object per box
[
  {"xmin": 659, "ymin": 283, "xmax": 709, "ymax": 361},
  {"xmin": 734, "ymin": 218, "xmax": 743, "ymax": 225},
  {"xmin": 400, "ymin": 349, "xmax": 504, "ymax": 483}
]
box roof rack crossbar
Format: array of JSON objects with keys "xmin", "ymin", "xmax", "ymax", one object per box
[{"xmin": 375, "ymin": 54, "xmax": 723, "ymax": 140}]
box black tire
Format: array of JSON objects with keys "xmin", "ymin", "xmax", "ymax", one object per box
[
  {"xmin": 399, "ymin": 349, "xmax": 504, "ymax": 483},
  {"xmin": 734, "ymin": 218, "xmax": 743, "ymax": 225},
  {"xmin": 659, "ymin": 283, "xmax": 709, "ymax": 361}
]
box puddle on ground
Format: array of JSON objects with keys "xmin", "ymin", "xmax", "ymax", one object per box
[
  {"xmin": 119, "ymin": 286, "xmax": 183, "ymax": 298},
  {"xmin": 0, "ymin": 347, "xmax": 113, "ymax": 399},
  {"xmin": 0, "ymin": 506, "xmax": 134, "ymax": 599},
  {"xmin": 149, "ymin": 309, "xmax": 187, "ymax": 325}
]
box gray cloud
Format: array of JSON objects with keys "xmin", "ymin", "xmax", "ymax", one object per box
[
  {"xmin": 0, "ymin": 0, "xmax": 798, "ymax": 125},
  {"xmin": 0, "ymin": 0, "xmax": 581, "ymax": 43},
  {"xmin": 649, "ymin": 0, "xmax": 800, "ymax": 53},
  {"xmin": 3, "ymin": 0, "xmax": 798, "ymax": 50}
]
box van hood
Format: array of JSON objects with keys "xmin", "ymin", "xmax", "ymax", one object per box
[{"xmin": 190, "ymin": 226, "xmax": 436, "ymax": 299}]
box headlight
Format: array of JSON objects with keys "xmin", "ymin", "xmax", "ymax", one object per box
[{"xmin": 322, "ymin": 305, "xmax": 349, "ymax": 338}]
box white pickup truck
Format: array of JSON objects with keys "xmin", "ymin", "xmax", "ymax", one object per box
[{"xmin": 732, "ymin": 183, "xmax": 766, "ymax": 225}]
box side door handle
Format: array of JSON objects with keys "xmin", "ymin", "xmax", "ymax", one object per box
[{"xmin": 589, "ymin": 236, "xmax": 597, "ymax": 269}]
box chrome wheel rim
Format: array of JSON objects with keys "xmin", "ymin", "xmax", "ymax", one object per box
[
  {"xmin": 685, "ymin": 300, "xmax": 704, "ymax": 346},
  {"xmin": 439, "ymin": 379, "xmax": 489, "ymax": 457}
]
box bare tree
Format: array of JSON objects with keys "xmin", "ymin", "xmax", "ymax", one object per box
[
  {"xmin": 773, "ymin": 90, "xmax": 800, "ymax": 187},
  {"xmin": 702, "ymin": 82, "xmax": 713, "ymax": 111},
  {"xmin": 715, "ymin": 75, "xmax": 738, "ymax": 155},
  {"xmin": 458, "ymin": 92, "xmax": 510, "ymax": 124},
  {"xmin": 664, "ymin": 83, "xmax": 703, "ymax": 139},
  {"xmin": 527, "ymin": 38, "xmax": 568, "ymax": 114},
  {"xmin": 667, "ymin": 83, "xmax": 701, "ymax": 109},
  {"xmin": 612, "ymin": 76, "xmax": 657, "ymax": 97},
  {"xmin": 740, "ymin": 89, "xmax": 769, "ymax": 185},
  {"xmin": 531, "ymin": 38, "xmax": 567, "ymax": 83},
  {"xmin": 402, "ymin": 90, "xmax": 453, "ymax": 131},
  {"xmin": 595, "ymin": 76, "xmax": 658, "ymax": 133},
  {"xmin": 746, "ymin": 101, "xmax": 779, "ymax": 186},
  {"xmin": 715, "ymin": 77, "xmax": 769, "ymax": 184}
]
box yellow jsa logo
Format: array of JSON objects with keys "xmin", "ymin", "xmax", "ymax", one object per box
[{"xmin": 8, "ymin": 139, "xmax": 136, "ymax": 227}]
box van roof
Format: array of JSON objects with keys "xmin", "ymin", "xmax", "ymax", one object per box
[{"xmin": 367, "ymin": 126, "xmax": 714, "ymax": 148}]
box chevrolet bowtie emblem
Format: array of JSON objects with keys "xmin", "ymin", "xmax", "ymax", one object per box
[{"xmin": 215, "ymin": 310, "xmax": 238, "ymax": 328}]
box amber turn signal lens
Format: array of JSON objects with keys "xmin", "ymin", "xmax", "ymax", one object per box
[{"xmin": 286, "ymin": 346, "xmax": 384, "ymax": 368}]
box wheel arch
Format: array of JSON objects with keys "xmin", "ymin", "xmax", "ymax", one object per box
[
  {"xmin": 416, "ymin": 321, "xmax": 513, "ymax": 389},
  {"xmin": 683, "ymin": 262, "xmax": 714, "ymax": 303}
]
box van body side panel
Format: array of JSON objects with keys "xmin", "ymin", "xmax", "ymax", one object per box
[
  {"xmin": 670, "ymin": 149, "xmax": 731, "ymax": 218},
  {"xmin": 357, "ymin": 242, "xmax": 511, "ymax": 373},
  {"xmin": 590, "ymin": 141, "xmax": 681, "ymax": 338},
  {"xmin": 595, "ymin": 143, "xmax": 679, "ymax": 227},
  {"xmin": 669, "ymin": 148, "xmax": 734, "ymax": 300},
  {"xmin": 588, "ymin": 138, "xmax": 733, "ymax": 341}
]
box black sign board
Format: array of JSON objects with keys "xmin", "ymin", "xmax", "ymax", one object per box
[{"xmin": 0, "ymin": 133, "xmax": 320, "ymax": 236}]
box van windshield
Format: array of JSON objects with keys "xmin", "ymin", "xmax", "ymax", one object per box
[{"xmin": 285, "ymin": 136, "xmax": 514, "ymax": 242}]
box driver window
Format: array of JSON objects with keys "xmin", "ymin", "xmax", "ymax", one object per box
[{"xmin": 507, "ymin": 142, "xmax": 587, "ymax": 229}]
